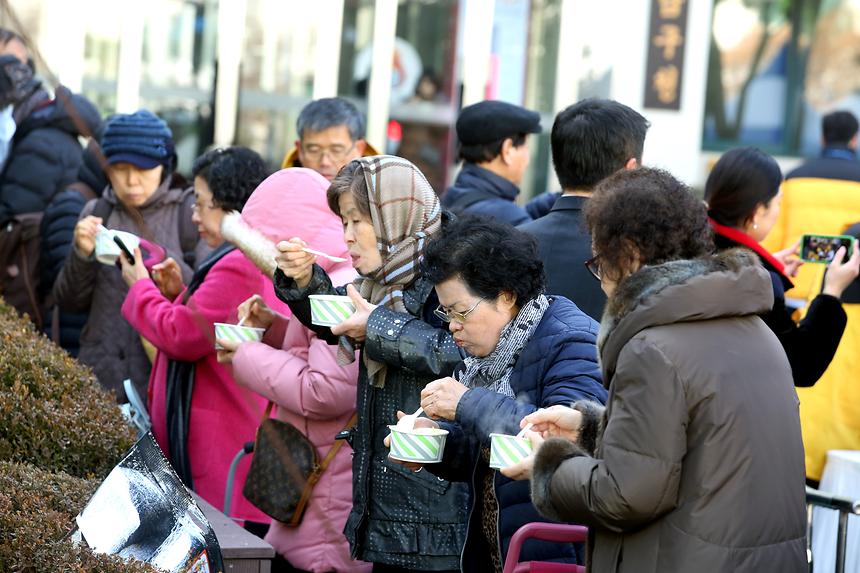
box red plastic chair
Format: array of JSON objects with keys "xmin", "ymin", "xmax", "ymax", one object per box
[{"xmin": 503, "ymin": 522, "xmax": 588, "ymax": 573}]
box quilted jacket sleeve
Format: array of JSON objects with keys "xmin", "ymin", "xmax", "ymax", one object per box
[
  {"xmin": 0, "ymin": 128, "xmax": 79, "ymax": 225},
  {"xmin": 455, "ymin": 318, "xmax": 605, "ymax": 444},
  {"xmin": 231, "ymin": 317, "xmax": 360, "ymax": 420},
  {"xmin": 40, "ymin": 189, "xmax": 86, "ymax": 294},
  {"xmin": 364, "ymin": 304, "xmax": 464, "ymax": 377},
  {"xmin": 51, "ymin": 199, "xmax": 99, "ymax": 313}
]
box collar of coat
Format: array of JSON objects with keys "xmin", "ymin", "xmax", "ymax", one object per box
[
  {"xmin": 709, "ymin": 218, "xmax": 794, "ymax": 289},
  {"xmin": 597, "ymin": 248, "xmax": 774, "ymax": 382}
]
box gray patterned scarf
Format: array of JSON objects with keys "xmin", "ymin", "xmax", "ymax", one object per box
[{"xmin": 457, "ymin": 294, "xmax": 550, "ymax": 398}]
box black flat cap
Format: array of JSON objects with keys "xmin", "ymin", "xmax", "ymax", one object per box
[{"xmin": 456, "ymin": 100, "xmax": 542, "ymax": 145}]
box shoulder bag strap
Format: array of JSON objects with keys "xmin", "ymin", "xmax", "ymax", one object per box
[
  {"xmin": 91, "ymin": 197, "xmax": 113, "ymax": 222},
  {"xmin": 288, "ymin": 412, "xmax": 359, "ymax": 527}
]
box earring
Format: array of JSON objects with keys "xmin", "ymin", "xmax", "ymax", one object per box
[{"xmin": 753, "ymin": 223, "xmax": 758, "ymax": 230}]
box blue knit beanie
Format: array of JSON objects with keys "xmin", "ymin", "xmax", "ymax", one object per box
[{"xmin": 101, "ymin": 109, "xmax": 174, "ymax": 169}]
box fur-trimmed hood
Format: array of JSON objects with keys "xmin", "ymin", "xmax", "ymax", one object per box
[{"xmin": 598, "ymin": 248, "xmax": 774, "ymax": 381}]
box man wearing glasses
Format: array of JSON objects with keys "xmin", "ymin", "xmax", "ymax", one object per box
[{"xmin": 281, "ymin": 97, "xmax": 378, "ymax": 181}]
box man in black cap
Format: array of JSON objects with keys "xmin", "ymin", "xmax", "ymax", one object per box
[{"xmin": 442, "ymin": 100, "xmax": 541, "ymax": 225}]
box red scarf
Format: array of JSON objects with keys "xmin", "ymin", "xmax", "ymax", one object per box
[{"xmin": 708, "ymin": 218, "xmax": 794, "ymax": 288}]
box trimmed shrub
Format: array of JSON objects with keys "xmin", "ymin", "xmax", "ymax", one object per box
[
  {"xmin": 0, "ymin": 461, "xmax": 160, "ymax": 572},
  {"xmin": 0, "ymin": 300, "xmax": 136, "ymax": 478},
  {"xmin": 0, "ymin": 300, "xmax": 157, "ymax": 571}
]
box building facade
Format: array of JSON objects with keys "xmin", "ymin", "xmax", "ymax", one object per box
[{"xmin": 10, "ymin": 0, "xmax": 860, "ymax": 195}]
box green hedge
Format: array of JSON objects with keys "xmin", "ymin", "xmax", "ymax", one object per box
[
  {"xmin": 0, "ymin": 301, "xmax": 136, "ymax": 477},
  {"xmin": 0, "ymin": 301, "xmax": 158, "ymax": 571}
]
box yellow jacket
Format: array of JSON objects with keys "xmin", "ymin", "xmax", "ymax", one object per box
[
  {"xmin": 763, "ymin": 176, "xmax": 860, "ymax": 480},
  {"xmin": 762, "ymin": 177, "xmax": 860, "ymax": 299},
  {"xmin": 281, "ymin": 141, "xmax": 380, "ymax": 169}
]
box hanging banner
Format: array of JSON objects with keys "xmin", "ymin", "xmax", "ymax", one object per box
[{"xmin": 644, "ymin": 0, "xmax": 689, "ymax": 110}]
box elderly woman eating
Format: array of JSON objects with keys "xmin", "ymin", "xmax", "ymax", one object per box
[{"xmin": 404, "ymin": 215, "xmax": 607, "ymax": 572}]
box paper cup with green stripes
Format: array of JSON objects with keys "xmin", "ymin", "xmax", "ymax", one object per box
[
  {"xmin": 387, "ymin": 426, "xmax": 449, "ymax": 464},
  {"xmin": 309, "ymin": 294, "xmax": 356, "ymax": 327},
  {"xmin": 213, "ymin": 322, "xmax": 265, "ymax": 350},
  {"xmin": 489, "ymin": 433, "xmax": 533, "ymax": 470}
]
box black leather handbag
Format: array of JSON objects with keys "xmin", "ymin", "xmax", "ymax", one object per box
[{"xmin": 243, "ymin": 402, "xmax": 357, "ymax": 526}]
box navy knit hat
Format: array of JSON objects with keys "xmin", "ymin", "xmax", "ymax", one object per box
[{"xmin": 101, "ymin": 109, "xmax": 174, "ymax": 169}]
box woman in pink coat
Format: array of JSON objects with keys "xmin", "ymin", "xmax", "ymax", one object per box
[
  {"xmin": 120, "ymin": 147, "xmax": 287, "ymax": 527},
  {"xmin": 216, "ymin": 168, "xmax": 371, "ymax": 573}
]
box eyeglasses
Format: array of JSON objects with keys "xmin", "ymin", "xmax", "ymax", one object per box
[
  {"xmin": 191, "ymin": 201, "xmax": 217, "ymax": 213},
  {"xmin": 434, "ymin": 298, "xmax": 485, "ymax": 323},
  {"xmin": 584, "ymin": 255, "xmax": 601, "ymax": 281},
  {"xmin": 301, "ymin": 142, "xmax": 356, "ymax": 162}
]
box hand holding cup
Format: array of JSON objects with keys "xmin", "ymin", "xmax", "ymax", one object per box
[
  {"xmin": 237, "ymin": 294, "xmax": 276, "ymax": 331},
  {"xmin": 73, "ymin": 215, "xmax": 103, "ymax": 257},
  {"xmin": 384, "ymin": 410, "xmax": 440, "ymax": 472},
  {"xmin": 520, "ymin": 404, "xmax": 583, "ymax": 443}
]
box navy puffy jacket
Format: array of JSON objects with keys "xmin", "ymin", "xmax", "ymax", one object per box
[
  {"xmin": 442, "ymin": 163, "xmax": 532, "ymax": 226},
  {"xmin": 431, "ymin": 296, "xmax": 607, "ymax": 569}
]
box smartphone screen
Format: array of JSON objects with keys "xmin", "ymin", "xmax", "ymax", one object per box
[{"xmin": 800, "ymin": 234, "xmax": 854, "ymax": 263}]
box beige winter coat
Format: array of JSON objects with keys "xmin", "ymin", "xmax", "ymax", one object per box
[{"xmin": 531, "ymin": 249, "xmax": 807, "ymax": 572}]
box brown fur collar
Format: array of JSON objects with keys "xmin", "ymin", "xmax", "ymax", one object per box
[{"xmin": 597, "ymin": 248, "xmax": 772, "ymax": 378}]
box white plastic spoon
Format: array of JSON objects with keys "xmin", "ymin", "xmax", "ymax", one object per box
[
  {"xmin": 396, "ymin": 406, "xmax": 424, "ymax": 431},
  {"xmin": 302, "ymin": 247, "xmax": 347, "ymax": 263},
  {"xmin": 516, "ymin": 422, "xmax": 534, "ymax": 439}
]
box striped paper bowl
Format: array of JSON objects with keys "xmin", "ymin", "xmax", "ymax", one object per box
[
  {"xmin": 309, "ymin": 295, "xmax": 356, "ymax": 327},
  {"xmin": 213, "ymin": 322, "xmax": 265, "ymax": 350},
  {"xmin": 388, "ymin": 426, "xmax": 449, "ymax": 464},
  {"xmin": 489, "ymin": 433, "xmax": 533, "ymax": 470}
]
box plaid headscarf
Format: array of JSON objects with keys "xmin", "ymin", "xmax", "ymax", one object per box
[{"xmin": 338, "ymin": 155, "xmax": 442, "ymax": 388}]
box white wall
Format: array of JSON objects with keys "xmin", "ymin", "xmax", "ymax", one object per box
[{"xmin": 602, "ymin": 0, "xmax": 715, "ymax": 188}]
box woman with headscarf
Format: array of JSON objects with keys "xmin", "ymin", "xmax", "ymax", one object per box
[{"xmin": 274, "ymin": 156, "xmax": 468, "ymax": 572}]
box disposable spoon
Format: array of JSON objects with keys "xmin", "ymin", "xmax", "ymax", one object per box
[
  {"xmin": 515, "ymin": 423, "xmax": 534, "ymax": 439},
  {"xmin": 302, "ymin": 247, "xmax": 347, "ymax": 263},
  {"xmin": 396, "ymin": 406, "xmax": 424, "ymax": 431}
]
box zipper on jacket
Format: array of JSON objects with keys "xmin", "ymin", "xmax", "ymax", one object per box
[
  {"xmin": 493, "ymin": 472, "xmax": 504, "ymax": 569},
  {"xmin": 350, "ymin": 378, "xmax": 374, "ymax": 560},
  {"xmin": 460, "ymin": 455, "xmax": 480, "ymax": 571}
]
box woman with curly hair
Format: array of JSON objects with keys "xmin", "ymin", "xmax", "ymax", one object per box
[
  {"xmin": 399, "ymin": 215, "xmax": 607, "ymax": 571},
  {"xmin": 119, "ymin": 146, "xmax": 285, "ymax": 530},
  {"xmin": 505, "ymin": 167, "xmax": 807, "ymax": 572},
  {"xmin": 704, "ymin": 147, "xmax": 859, "ymax": 387}
]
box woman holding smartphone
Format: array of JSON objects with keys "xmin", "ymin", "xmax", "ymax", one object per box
[
  {"xmin": 705, "ymin": 146, "xmax": 860, "ymax": 387},
  {"xmin": 119, "ymin": 147, "xmax": 281, "ymax": 530}
]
